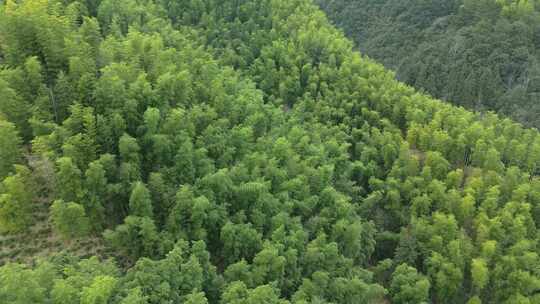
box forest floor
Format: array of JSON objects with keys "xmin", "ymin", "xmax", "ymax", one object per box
[{"xmin": 0, "ymin": 197, "xmax": 104, "ymax": 266}]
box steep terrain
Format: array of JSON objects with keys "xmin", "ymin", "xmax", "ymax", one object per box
[
  {"xmin": 318, "ymin": 0, "xmax": 540, "ymax": 129},
  {"xmin": 0, "ymin": 0, "xmax": 540, "ymax": 303}
]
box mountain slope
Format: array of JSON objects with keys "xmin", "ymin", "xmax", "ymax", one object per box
[
  {"xmin": 318, "ymin": 0, "xmax": 540, "ymax": 129},
  {"xmin": 0, "ymin": 0, "xmax": 539, "ymax": 303}
]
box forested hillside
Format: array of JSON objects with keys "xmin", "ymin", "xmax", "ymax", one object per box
[
  {"xmin": 1, "ymin": 0, "xmax": 540, "ymax": 303},
  {"xmin": 318, "ymin": 0, "xmax": 540, "ymax": 128}
]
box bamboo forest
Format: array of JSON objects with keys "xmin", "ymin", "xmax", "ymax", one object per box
[{"xmin": 0, "ymin": 0, "xmax": 540, "ymax": 303}]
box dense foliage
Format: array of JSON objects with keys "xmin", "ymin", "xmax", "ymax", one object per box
[
  {"xmin": 1, "ymin": 0, "xmax": 540, "ymax": 303},
  {"xmin": 318, "ymin": 0, "xmax": 540, "ymax": 128}
]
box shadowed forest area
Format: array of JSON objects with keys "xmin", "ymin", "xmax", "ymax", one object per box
[{"xmin": 318, "ymin": 0, "xmax": 540, "ymax": 129}]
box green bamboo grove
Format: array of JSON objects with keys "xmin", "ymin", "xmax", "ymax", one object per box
[{"xmin": 0, "ymin": 0, "xmax": 539, "ymax": 303}]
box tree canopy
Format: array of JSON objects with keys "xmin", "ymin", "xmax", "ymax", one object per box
[
  {"xmin": 318, "ymin": 0, "xmax": 540, "ymax": 129},
  {"xmin": 0, "ymin": 0, "xmax": 540, "ymax": 303}
]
